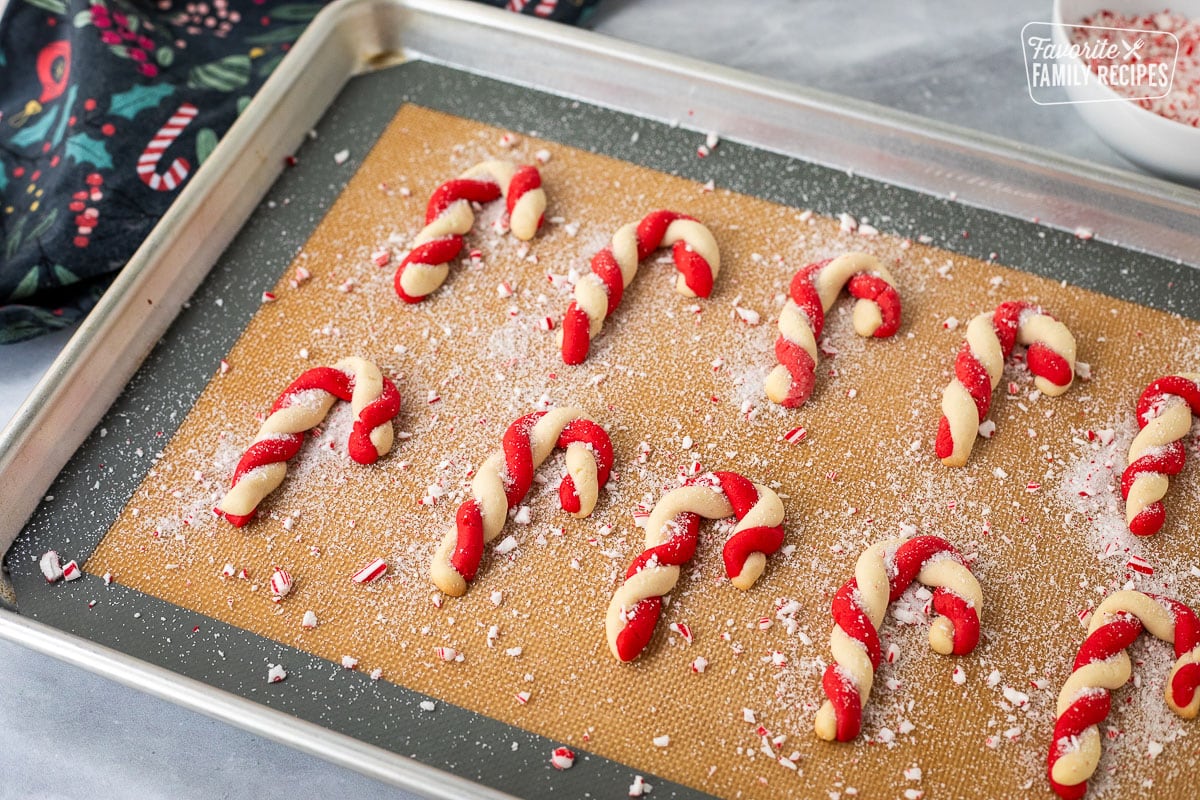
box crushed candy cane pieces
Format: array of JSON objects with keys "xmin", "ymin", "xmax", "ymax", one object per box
[{"xmin": 351, "ymin": 558, "xmax": 388, "ymax": 584}]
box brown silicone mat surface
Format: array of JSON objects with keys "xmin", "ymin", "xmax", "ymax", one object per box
[{"xmin": 81, "ymin": 104, "xmax": 1200, "ymax": 799}]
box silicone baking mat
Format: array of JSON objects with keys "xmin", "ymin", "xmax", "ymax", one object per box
[{"xmin": 7, "ymin": 60, "xmax": 1200, "ymax": 799}]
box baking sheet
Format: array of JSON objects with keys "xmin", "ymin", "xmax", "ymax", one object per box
[{"xmin": 3, "ymin": 1, "xmax": 1200, "ymax": 797}]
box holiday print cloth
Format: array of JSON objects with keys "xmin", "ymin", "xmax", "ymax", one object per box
[{"xmin": 0, "ymin": 0, "xmax": 598, "ymax": 344}]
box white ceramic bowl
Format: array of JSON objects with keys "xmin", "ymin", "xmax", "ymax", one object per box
[{"xmin": 1051, "ymin": 0, "xmax": 1200, "ymax": 184}]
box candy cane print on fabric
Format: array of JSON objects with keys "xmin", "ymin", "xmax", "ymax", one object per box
[
  {"xmin": 765, "ymin": 252, "xmax": 901, "ymax": 408},
  {"xmin": 559, "ymin": 210, "xmax": 720, "ymax": 364},
  {"xmin": 936, "ymin": 301, "xmax": 1076, "ymax": 467},
  {"xmin": 430, "ymin": 409, "xmax": 613, "ymax": 597},
  {"xmin": 394, "ymin": 161, "xmax": 546, "ymax": 303},
  {"xmin": 815, "ymin": 536, "xmax": 982, "ymax": 742},
  {"xmin": 216, "ymin": 358, "xmax": 401, "ymax": 527},
  {"xmin": 606, "ymin": 471, "xmax": 785, "ymax": 662},
  {"xmin": 137, "ymin": 103, "xmax": 199, "ymax": 192},
  {"xmin": 1120, "ymin": 374, "xmax": 1200, "ymax": 536},
  {"xmin": 1048, "ymin": 590, "xmax": 1200, "ymax": 799}
]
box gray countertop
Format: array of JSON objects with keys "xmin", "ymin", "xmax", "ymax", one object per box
[{"xmin": 0, "ymin": 1, "xmax": 1161, "ymax": 797}]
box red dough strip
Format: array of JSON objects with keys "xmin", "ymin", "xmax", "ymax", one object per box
[
  {"xmin": 1120, "ymin": 375, "xmax": 1200, "ymax": 536},
  {"xmin": 217, "ymin": 359, "xmax": 401, "ymax": 527},
  {"xmin": 560, "ymin": 210, "xmax": 720, "ymax": 365},
  {"xmin": 718, "ymin": 471, "xmax": 786, "ymax": 582},
  {"xmin": 1048, "ymin": 592, "xmax": 1200, "ymax": 798},
  {"xmin": 816, "ymin": 535, "xmax": 981, "ymax": 742}
]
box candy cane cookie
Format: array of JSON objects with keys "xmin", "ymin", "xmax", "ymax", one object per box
[
  {"xmin": 606, "ymin": 471, "xmax": 785, "ymax": 662},
  {"xmin": 1121, "ymin": 374, "xmax": 1200, "ymax": 536},
  {"xmin": 560, "ymin": 210, "xmax": 720, "ymax": 364},
  {"xmin": 216, "ymin": 358, "xmax": 401, "ymax": 527},
  {"xmin": 1048, "ymin": 590, "xmax": 1200, "ymax": 799},
  {"xmin": 815, "ymin": 535, "xmax": 981, "ymax": 742},
  {"xmin": 936, "ymin": 301, "xmax": 1076, "ymax": 467},
  {"xmin": 394, "ymin": 160, "xmax": 546, "ymax": 303},
  {"xmin": 765, "ymin": 252, "xmax": 901, "ymax": 408},
  {"xmin": 430, "ymin": 408, "xmax": 613, "ymax": 597}
]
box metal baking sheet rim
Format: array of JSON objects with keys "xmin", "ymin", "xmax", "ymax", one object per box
[{"xmin": 1, "ymin": 0, "xmax": 1199, "ymax": 793}]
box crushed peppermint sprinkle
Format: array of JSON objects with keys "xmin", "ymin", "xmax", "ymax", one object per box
[
  {"xmin": 516, "ymin": 691, "xmax": 531, "ymax": 704},
  {"xmin": 783, "ymin": 426, "xmax": 808, "ymax": 444},
  {"xmin": 1127, "ymin": 554, "xmax": 1154, "ymax": 575},
  {"xmin": 341, "ymin": 655, "xmax": 359, "ymax": 670},
  {"xmin": 691, "ymin": 656, "xmax": 708, "ymax": 673},
  {"xmin": 267, "ymin": 664, "xmax": 287, "ymax": 683},
  {"xmin": 434, "ymin": 646, "xmax": 459, "ymax": 662},
  {"xmin": 629, "ymin": 775, "xmax": 650, "ymax": 796},
  {"xmin": 351, "ymin": 558, "xmax": 387, "ymax": 584},
  {"xmin": 494, "ymin": 535, "xmax": 519, "ymax": 555},
  {"xmin": 301, "ymin": 610, "xmax": 318, "ymax": 629},
  {"xmin": 669, "ymin": 621, "xmax": 693, "ymax": 644},
  {"xmin": 333, "ymin": 149, "xmax": 349, "ymax": 164},
  {"xmin": 419, "ymin": 700, "xmax": 436, "ymax": 712},
  {"xmin": 904, "ymin": 766, "xmax": 923, "ymax": 781},
  {"xmin": 742, "ymin": 708, "xmax": 757, "ymax": 724},
  {"xmin": 61, "ymin": 560, "xmax": 82, "ymax": 582},
  {"xmin": 550, "ymin": 746, "xmax": 575, "ymax": 770},
  {"xmin": 268, "ymin": 567, "xmax": 293, "ymax": 599},
  {"xmin": 652, "ymin": 734, "xmax": 670, "ymax": 748},
  {"xmin": 952, "ymin": 666, "xmax": 967, "ymax": 685},
  {"xmin": 735, "ymin": 306, "xmax": 761, "ymax": 325},
  {"xmin": 260, "ymin": 291, "xmax": 275, "ymax": 303},
  {"xmin": 1002, "ymin": 686, "xmax": 1029, "ymax": 707},
  {"xmin": 39, "ymin": 551, "xmax": 63, "ymax": 583}
]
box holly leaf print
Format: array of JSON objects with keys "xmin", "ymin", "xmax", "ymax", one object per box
[
  {"xmin": 12, "ymin": 267, "xmax": 39, "ymax": 300},
  {"xmin": 109, "ymin": 83, "xmax": 175, "ymax": 120},
  {"xmin": 64, "ymin": 133, "xmax": 114, "ymax": 171},
  {"xmin": 187, "ymin": 55, "xmax": 251, "ymax": 92},
  {"xmin": 196, "ymin": 128, "xmax": 218, "ymax": 165},
  {"xmin": 53, "ymin": 264, "xmax": 79, "ymax": 287},
  {"xmin": 51, "ymin": 85, "xmax": 78, "ymax": 148},
  {"xmin": 10, "ymin": 106, "xmax": 60, "ymax": 148},
  {"xmin": 26, "ymin": 208, "xmax": 60, "ymax": 246},
  {"xmin": 22, "ymin": 0, "xmax": 66, "ymax": 14},
  {"xmin": 271, "ymin": 3, "xmax": 324, "ymax": 21},
  {"xmin": 73, "ymin": 9, "xmax": 92, "ymax": 27}
]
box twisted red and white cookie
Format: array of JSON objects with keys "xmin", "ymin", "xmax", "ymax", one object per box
[
  {"xmin": 394, "ymin": 160, "xmax": 546, "ymax": 302},
  {"xmin": 606, "ymin": 471, "xmax": 785, "ymax": 662},
  {"xmin": 936, "ymin": 301, "xmax": 1076, "ymax": 466},
  {"xmin": 1048, "ymin": 590, "xmax": 1200, "ymax": 799},
  {"xmin": 816, "ymin": 535, "xmax": 982, "ymax": 742},
  {"xmin": 430, "ymin": 408, "xmax": 613, "ymax": 597},
  {"xmin": 216, "ymin": 357, "xmax": 401, "ymax": 527},
  {"xmin": 560, "ymin": 210, "xmax": 719, "ymax": 364},
  {"xmin": 765, "ymin": 252, "xmax": 901, "ymax": 408},
  {"xmin": 1121, "ymin": 374, "xmax": 1200, "ymax": 536}
]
